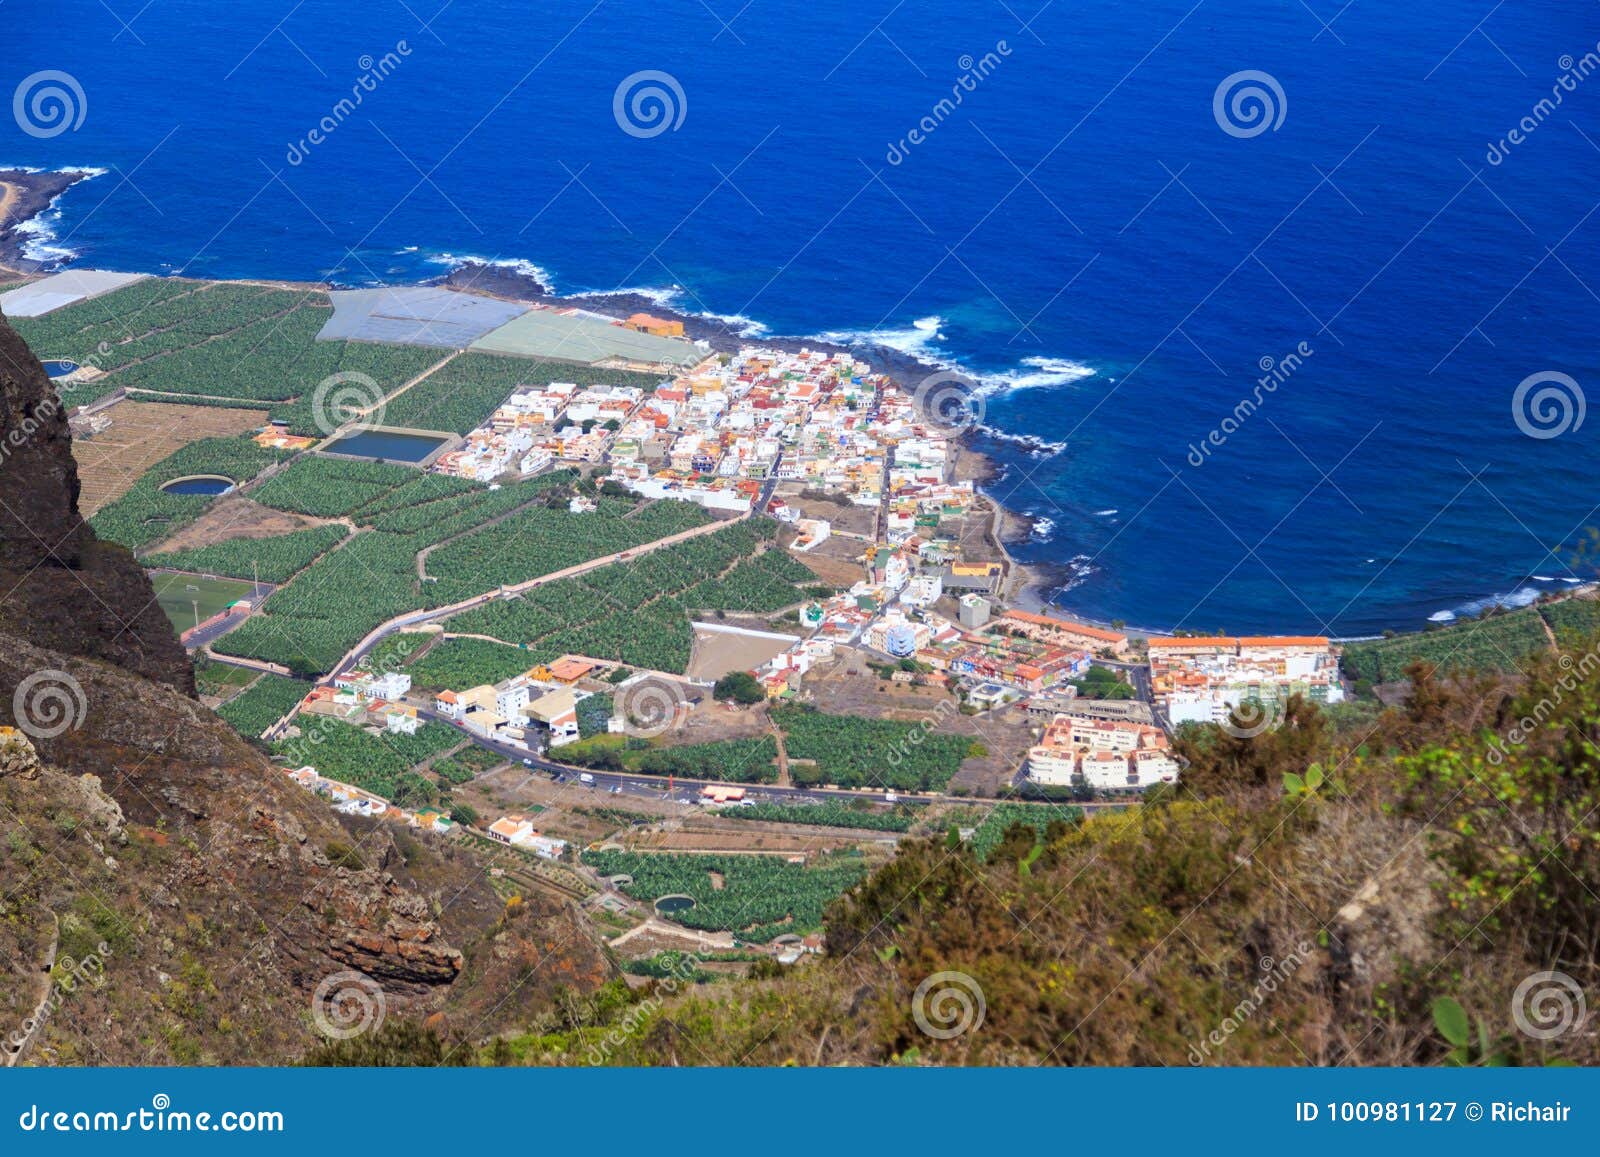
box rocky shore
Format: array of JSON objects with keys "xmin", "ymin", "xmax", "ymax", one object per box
[{"xmin": 0, "ymin": 168, "xmax": 94, "ymax": 276}]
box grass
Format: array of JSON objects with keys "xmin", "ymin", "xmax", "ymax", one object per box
[{"xmin": 149, "ymin": 572, "xmax": 261, "ymax": 633}]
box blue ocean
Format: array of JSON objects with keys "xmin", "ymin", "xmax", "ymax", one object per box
[{"xmin": 8, "ymin": 0, "xmax": 1597, "ymax": 635}]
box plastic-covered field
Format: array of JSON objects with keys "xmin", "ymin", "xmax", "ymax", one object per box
[
  {"xmin": 317, "ymin": 286, "xmax": 530, "ymax": 348},
  {"xmin": 470, "ymin": 305, "xmax": 703, "ymax": 367},
  {"xmin": 0, "ymin": 269, "xmax": 148, "ymax": 317}
]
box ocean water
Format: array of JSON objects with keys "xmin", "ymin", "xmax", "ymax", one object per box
[{"xmin": 7, "ymin": 0, "xmax": 1597, "ymax": 635}]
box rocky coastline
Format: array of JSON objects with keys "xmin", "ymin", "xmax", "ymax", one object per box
[{"xmin": 0, "ymin": 167, "xmax": 95, "ymax": 276}]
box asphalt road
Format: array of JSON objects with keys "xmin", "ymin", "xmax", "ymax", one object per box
[{"xmin": 416, "ymin": 705, "xmax": 1127, "ymax": 812}]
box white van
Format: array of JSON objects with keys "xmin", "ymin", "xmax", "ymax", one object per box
[{"xmin": 579, "ymin": 773, "xmax": 596, "ymax": 786}]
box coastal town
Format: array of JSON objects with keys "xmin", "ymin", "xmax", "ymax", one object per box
[{"xmin": 2, "ymin": 262, "xmax": 1361, "ymax": 968}]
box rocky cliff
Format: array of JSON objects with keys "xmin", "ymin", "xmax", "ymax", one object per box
[
  {"xmin": 0, "ymin": 310, "xmax": 609, "ymax": 1064},
  {"xmin": 0, "ymin": 314, "xmax": 194, "ymax": 694}
]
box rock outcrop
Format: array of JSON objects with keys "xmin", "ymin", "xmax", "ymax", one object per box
[
  {"xmin": 0, "ymin": 310, "xmax": 612, "ymax": 1064},
  {"xmin": 0, "ymin": 311, "xmax": 194, "ymax": 695}
]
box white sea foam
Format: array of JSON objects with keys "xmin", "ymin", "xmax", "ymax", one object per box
[
  {"xmin": 428, "ymin": 252, "xmax": 557, "ymax": 290},
  {"xmin": 978, "ymin": 355, "xmax": 1096, "ymax": 394},
  {"xmin": 977, "ymin": 424, "xmax": 1067, "ymax": 458},
  {"xmin": 816, "ymin": 319, "xmax": 1095, "ymax": 398},
  {"xmin": 2, "ymin": 167, "xmax": 107, "ymax": 268},
  {"xmin": 1030, "ymin": 515, "xmax": 1057, "ymax": 543},
  {"xmin": 1093, "ymin": 508, "xmax": 1118, "ymax": 517},
  {"xmin": 14, "ymin": 213, "xmax": 79, "ymax": 264}
]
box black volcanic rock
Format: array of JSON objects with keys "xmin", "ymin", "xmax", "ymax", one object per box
[{"xmin": 0, "ymin": 311, "xmax": 195, "ymax": 695}]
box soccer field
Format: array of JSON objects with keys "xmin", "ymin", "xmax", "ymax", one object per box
[{"xmin": 149, "ymin": 571, "xmax": 261, "ymax": 633}]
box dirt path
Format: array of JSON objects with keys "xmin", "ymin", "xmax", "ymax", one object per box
[
  {"xmin": 312, "ymin": 515, "xmax": 739, "ymax": 696},
  {"xmin": 416, "ymin": 491, "xmax": 557, "ymax": 580},
  {"xmin": 771, "ymin": 718, "xmax": 791, "ymax": 788},
  {"xmin": 4, "ymin": 909, "xmax": 59, "ymax": 1068},
  {"xmin": 363, "ymin": 349, "xmax": 459, "ymax": 414},
  {"xmin": 1539, "ymin": 612, "xmax": 1560, "ymax": 652}
]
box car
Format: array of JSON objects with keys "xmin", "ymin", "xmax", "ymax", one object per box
[
  {"xmin": 610, "ymin": 786, "xmax": 622, "ymax": 795},
  {"xmin": 522, "ymin": 758, "xmax": 535, "ymax": 767},
  {"xmin": 579, "ymin": 773, "xmax": 596, "ymax": 785},
  {"xmin": 884, "ymin": 792, "xmax": 899, "ymax": 803}
]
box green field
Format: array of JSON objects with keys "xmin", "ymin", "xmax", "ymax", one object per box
[
  {"xmin": 582, "ymin": 849, "xmax": 868, "ymax": 942},
  {"xmin": 91, "ymin": 437, "xmax": 288, "ymax": 551},
  {"xmin": 1340, "ymin": 603, "xmax": 1579, "ymax": 683},
  {"xmin": 215, "ymin": 673, "xmax": 309, "ymax": 739},
  {"xmin": 446, "ymin": 519, "xmax": 812, "ymax": 674},
  {"xmin": 149, "ymin": 571, "xmax": 261, "ymax": 633},
  {"xmin": 9, "ymin": 279, "xmax": 445, "ymax": 418}
]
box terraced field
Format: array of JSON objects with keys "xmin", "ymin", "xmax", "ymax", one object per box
[
  {"xmin": 379, "ymin": 351, "xmax": 665, "ymax": 434},
  {"xmin": 10, "ymin": 277, "xmax": 443, "ymax": 422},
  {"xmin": 1339, "ymin": 601, "xmax": 1600, "ymax": 683},
  {"xmin": 447, "ymin": 519, "xmax": 813, "ymax": 673},
  {"xmin": 212, "ymin": 462, "xmax": 741, "ymax": 676},
  {"xmin": 89, "ymin": 436, "xmax": 288, "ymax": 551}
]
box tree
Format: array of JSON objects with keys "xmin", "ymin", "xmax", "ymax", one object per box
[
  {"xmin": 713, "ymin": 671, "xmax": 765, "ymax": 705},
  {"xmin": 391, "ymin": 772, "xmax": 437, "ymax": 809},
  {"xmin": 450, "ymin": 803, "xmax": 480, "ymax": 827}
]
